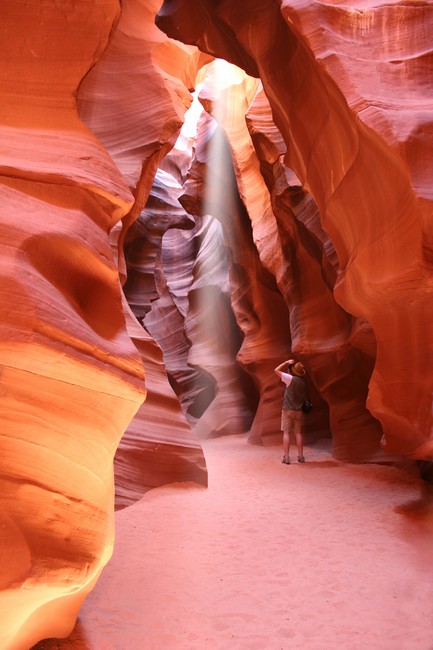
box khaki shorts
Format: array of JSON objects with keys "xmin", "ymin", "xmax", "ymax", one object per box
[{"xmin": 281, "ymin": 409, "xmax": 303, "ymax": 433}]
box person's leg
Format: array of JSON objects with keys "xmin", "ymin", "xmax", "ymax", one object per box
[
  {"xmin": 283, "ymin": 430, "xmax": 291, "ymax": 462},
  {"xmin": 294, "ymin": 412, "xmax": 305, "ymax": 462},
  {"xmin": 295, "ymin": 432, "xmax": 304, "ymax": 461},
  {"xmin": 281, "ymin": 410, "xmax": 291, "ymax": 463}
]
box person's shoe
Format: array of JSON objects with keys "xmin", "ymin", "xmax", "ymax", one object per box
[
  {"xmin": 282, "ymin": 456, "xmax": 291, "ymax": 464},
  {"xmin": 297, "ymin": 456, "xmax": 305, "ymax": 463}
]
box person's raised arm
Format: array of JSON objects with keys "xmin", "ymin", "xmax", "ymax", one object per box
[{"xmin": 274, "ymin": 359, "xmax": 295, "ymax": 378}]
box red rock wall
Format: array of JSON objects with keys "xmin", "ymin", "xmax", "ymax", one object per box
[
  {"xmin": 76, "ymin": 0, "xmax": 210, "ymax": 507},
  {"xmin": 116, "ymin": 302, "xmax": 207, "ymax": 510},
  {"xmin": 245, "ymin": 86, "xmax": 381, "ymax": 459},
  {"xmin": 144, "ymin": 56, "xmax": 377, "ymax": 458},
  {"xmin": 124, "ymin": 110, "xmax": 259, "ymax": 441},
  {"xmin": 0, "ymin": 0, "xmax": 208, "ymax": 646},
  {"xmin": 0, "ymin": 3, "xmax": 146, "ymax": 648},
  {"xmin": 157, "ymin": 0, "xmax": 433, "ymax": 459},
  {"xmin": 3, "ymin": 1, "xmax": 433, "ymax": 647}
]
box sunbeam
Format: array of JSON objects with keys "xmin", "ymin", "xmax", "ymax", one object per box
[{"xmin": 185, "ymin": 59, "xmax": 257, "ymax": 437}]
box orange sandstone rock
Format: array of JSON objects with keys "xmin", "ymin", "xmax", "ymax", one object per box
[
  {"xmin": 0, "ymin": 2, "xmax": 145, "ymax": 648},
  {"xmin": 115, "ymin": 302, "xmax": 207, "ymax": 510},
  {"xmin": 3, "ymin": 0, "xmax": 433, "ymax": 647},
  {"xmin": 124, "ymin": 122, "xmax": 257, "ymax": 440},
  {"xmin": 77, "ymin": 0, "xmax": 211, "ymax": 501},
  {"xmin": 157, "ymin": 0, "xmax": 433, "ymax": 458},
  {"xmin": 77, "ymin": 0, "xmax": 211, "ymax": 277},
  {"xmin": 245, "ymin": 86, "xmax": 381, "ymax": 459}
]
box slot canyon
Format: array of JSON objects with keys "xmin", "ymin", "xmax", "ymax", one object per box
[{"xmin": 1, "ymin": 1, "xmax": 432, "ymax": 648}]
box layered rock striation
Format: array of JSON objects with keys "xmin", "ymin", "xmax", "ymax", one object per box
[
  {"xmin": 157, "ymin": 0, "xmax": 433, "ymax": 458},
  {"xmin": 124, "ymin": 103, "xmax": 260, "ymax": 441},
  {"xmin": 76, "ymin": 0, "xmax": 210, "ymax": 508},
  {"xmin": 1, "ymin": 0, "xmax": 208, "ymax": 646},
  {"xmin": 3, "ymin": 1, "xmax": 433, "ymax": 648},
  {"xmin": 1, "ymin": 3, "xmax": 146, "ymax": 648}
]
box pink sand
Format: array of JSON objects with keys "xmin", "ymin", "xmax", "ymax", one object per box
[{"xmin": 35, "ymin": 435, "xmax": 433, "ymax": 649}]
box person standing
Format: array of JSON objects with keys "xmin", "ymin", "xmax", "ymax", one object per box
[{"xmin": 274, "ymin": 358, "xmax": 308, "ymax": 464}]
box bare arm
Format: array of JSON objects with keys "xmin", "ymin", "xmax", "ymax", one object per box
[{"xmin": 274, "ymin": 359, "xmax": 295, "ymax": 378}]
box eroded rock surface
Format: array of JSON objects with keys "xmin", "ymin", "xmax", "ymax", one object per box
[
  {"xmin": 0, "ymin": 3, "xmax": 145, "ymax": 648},
  {"xmin": 157, "ymin": 0, "xmax": 433, "ymax": 458},
  {"xmin": 3, "ymin": 1, "xmax": 433, "ymax": 648},
  {"xmin": 124, "ymin": 107, "xmax": 259, "ymax": 441},
  {"xmin": 76, "ymin": 0, "xmax": 210, "ymax": 508},
  {"xmin": 1, "ymin": 0, "xmax": 207, "ymax": 646}
]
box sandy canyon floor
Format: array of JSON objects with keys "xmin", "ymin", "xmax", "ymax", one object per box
[{"xmin": 35, "ymin": 434, "xmax": 433, "ymax": 650}]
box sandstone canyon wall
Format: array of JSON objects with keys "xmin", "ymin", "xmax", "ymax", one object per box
[
  {"xmin": 1, "ymin": 1, "xmax": 208, "ymax": 648},
  {"xmin": 190, "ymin": 62, "xmax": 379, "ymax": 457},
  {"xmin": 156, "ymin": 0, "xmax": 433, "ymax": 459},
  {"xmin": 2, "ymin": 1, "xmax": 433, "ymax": 648},
  {"xmin": 0, "ymin": 3, "xmax": 146, "ymax": 648},
  {"xmin": 75, "ymin": 0, "xmax": 210, "ymax": 508}
]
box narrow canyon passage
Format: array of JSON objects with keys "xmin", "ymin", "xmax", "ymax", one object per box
[{"xmin": 36, "ymin": 436, "xmax": 433, "ymax": 650}]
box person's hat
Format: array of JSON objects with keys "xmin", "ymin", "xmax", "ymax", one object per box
[{"xmin": 292, "ymin": 361, "xmax": 306, "ymax": 377}]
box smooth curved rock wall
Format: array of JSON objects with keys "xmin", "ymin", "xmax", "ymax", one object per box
[
  {"xmin": 1, "ymin": 0, "xmax": 208, "ymax": 646},
  {"xmin": 76, "ymin": 0, "xmax": 210, "ymax": 507},
  {"xmin": 0, "ymin": 3, "xmax": 146, "ymax": 648},
  {"xmin": 4, "ymin": 2, "xmax": 433, "ymax": 647},
  {"xmin": 157, "ymin": 0, "xmax": 433, "ymax": 459},
  {"xmin": 124, "ymin": 120, "xmax": 258, "ymax": 440}
]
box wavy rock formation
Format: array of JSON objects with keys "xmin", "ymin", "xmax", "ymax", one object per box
[
  {"xmin": 77, "ymin": 0, "xmax": 210, "ymax": 507},
  {"xmin": 1, "ymin": 0, "xmax": 208, "ymax": 647},
  {"xmin": 115, "ymin": 301, "xmax": 207, "ymax": 510},
  {"xmin": 3, "ymin": 1, "xmax": 433, "ymax": 648},
  {"xmin": 0, "ymin": 2, "xmax": 146, "ymax": 648},
  {"xmin": 124, "ymin": 110, "xmax": 258, "ymax": 441},
  {"xmin": 244, "ymin": 86, "xmax": 381, "ymax": 458},
  {"xmin": 157, "ymin": 0, "xmax": 433, "ymax": 458}
]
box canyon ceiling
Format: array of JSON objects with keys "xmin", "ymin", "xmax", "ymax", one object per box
[{"xmin": 1, "ymin": 0, "xmax": 432, "ymax": 648}]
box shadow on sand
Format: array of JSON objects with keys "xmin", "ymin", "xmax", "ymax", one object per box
[
  {"xmin": 301, "ymin": 459, "xmax": 341, "ymax": 468},
  {"xmin": 31, "ymin": 619, "xmax": 90, "ymax": 650}
]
